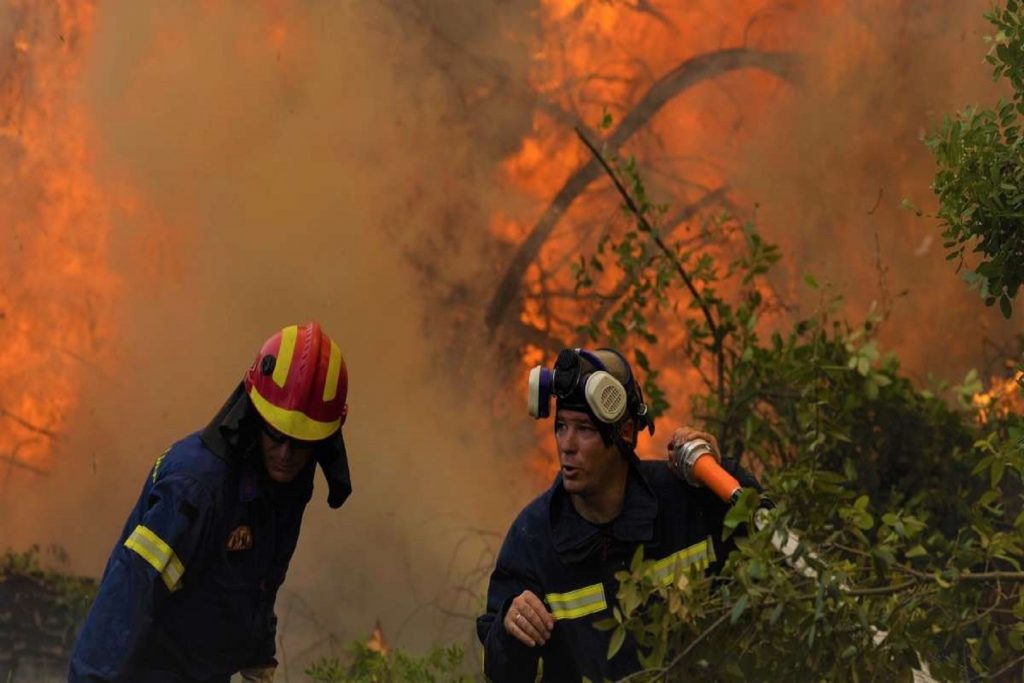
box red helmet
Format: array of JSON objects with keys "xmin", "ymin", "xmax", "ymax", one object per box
[{"xmin": 244, "ymin": 322, "xmax": 349, "ymax": 441}]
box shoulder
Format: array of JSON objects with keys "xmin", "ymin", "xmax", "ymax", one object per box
[
  {"xmin": 636, "ymin": 458, "xmax": 684, "ymax": 496},
  {"xmin": 148, "ymin": 432, "xmax": 231, "ymax": 501},
  {"xmin": 635, "ymin": 457, "xmax": 723, "ymax": 511},
  {"xmin": 502, "ymin": 485, "xmax": 555, "ymax": 545}
]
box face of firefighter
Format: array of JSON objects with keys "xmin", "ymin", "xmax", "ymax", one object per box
[
  {"xmin": 259, "ymin": 423, "xmax": 315, "ymax": 483},
  {"xmin": 554, "ymin": 409, "xmax": 630, "ymax": 501}
]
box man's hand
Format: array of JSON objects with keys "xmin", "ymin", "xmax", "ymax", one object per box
[
  {"xmin": 666, "ymin": 426, "xmax": 720, "ymax": 481},
  {"xmin": 504, "ymin": 590, "xmax": 554, "ymax": 647}
]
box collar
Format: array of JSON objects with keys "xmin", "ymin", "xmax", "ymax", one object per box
[{"xmin": 549, "ymin": 455, "xmax": 659, "ymax": 564}]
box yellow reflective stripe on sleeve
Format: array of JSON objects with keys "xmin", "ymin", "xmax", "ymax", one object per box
[
  {"xmin": 323, "ymin": 340, "xmax": 342, "ymax": 402},
  {"xmin": 124, "ymin": 524, "xmax": 185, "ymax": 592},
  {"xmin": 649, "ymin": 537, "xmax": 716, "ymax": 586},
  {"xmin": 545, "ymin": 582, "xmax": 607, "ymax": 620},
  {"xmin": 272, "ymin": 325, "xmax": 298, "ymax": 388},
  {"xmin": 151, "ymin": 448, "xmax": 169, "ymax": 483}
]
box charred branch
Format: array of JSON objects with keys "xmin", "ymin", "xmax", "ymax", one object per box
[
  {"xmin": 0, "ymin": 408, "xmax": 58, "ymax": 441},
  {"xmin": 0, "ymin": 452, "xmax": 47, "ymax": 476},
  {"xmin": 588, "ymin": 186, "xmax": 730, "ymax": 328},
  {"xmin": 485, "ymin": 48, "xmax": 799, "ymax": 336},
  {"xmin": 575, "ymin": 128, "xmax": 727, "ymax": 404}
]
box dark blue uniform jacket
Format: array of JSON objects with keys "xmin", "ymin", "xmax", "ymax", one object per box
[
  {"xmin": 69, "ymin": 384, "xmax": 352, "ymax": 682},
  {"xmin": 477, "ymin": 456, "xmax": 757, "ymax": 682}
]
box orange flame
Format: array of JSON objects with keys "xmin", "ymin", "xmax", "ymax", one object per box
[
  {"xmin": 972, "ymin": 371, "xmax": 1024, "ymax": 425},
  {"xmin": 497, "ymin": 2, "xmax": 834, "ymax": 478},
  {"xmin": 0, "ymin": 1, "xmax": 117, "ymax": 476}
]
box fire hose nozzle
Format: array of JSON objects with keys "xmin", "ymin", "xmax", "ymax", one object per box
[{"xmin": 671, "ymin": 438, "xmax": 742, "ymax": 504}]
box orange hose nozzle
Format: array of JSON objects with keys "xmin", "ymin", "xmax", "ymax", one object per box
[{"xmin": 690, "ymin": 454, "xmax": 742, "ymax": 504}]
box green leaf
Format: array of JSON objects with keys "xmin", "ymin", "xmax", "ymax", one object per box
[
  {"xmin": 607, "ymin": 626, "xmax": 626, "ymax": 660},
  {"xmin": 723, "ymin": 490, "xmax": 760, "ymax": 540},
  {"xmin": 864, "ymin": 377, "xmax": 879, "ymax": 400},
  {"xmin": 906, "ymin": 545, "xmax": 928, "ymax": 558},
  {"xmin": 993, "ymin": 459, "xmax": 1006, "ymax": 487},
  {"xmin": 630, "ymin": 544, "xmax": 645, "ymax": 572},
  {"xmin": 1000, "ymin": 293, "xmax": 1013, "ymax": 318},
  {"xmin": 730, "ymin": 595, "xmax": 749, "ymax": 624},
  {"xmin": 856, "ymin": 512, "xmax": 875, "ymax": 530}
]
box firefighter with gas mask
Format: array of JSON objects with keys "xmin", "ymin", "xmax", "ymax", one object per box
[
  {"xmin": 70, "ymin": 322, "xmax": 353, "ymax": 682},
  {"xmin": 476, "ymin": 347, "xmax": 759, "ymax": 682}
]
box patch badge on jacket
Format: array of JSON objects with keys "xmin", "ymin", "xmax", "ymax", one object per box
[{"xmin": 226, "ymin": 525, "xmax": 253, "ymax": 551}]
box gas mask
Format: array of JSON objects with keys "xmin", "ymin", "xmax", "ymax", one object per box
[{"xmin": 527, "ymin": 348, "xmax": 654, "ymax": 435}]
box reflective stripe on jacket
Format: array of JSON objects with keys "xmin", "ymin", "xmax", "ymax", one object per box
[
  {"xmin": 476, "ymin": 456, "xmax": 758, "ymax": 682},
  {"xmin": 69, "ymin": 430, "xmax": 313, "ymax": 682}
]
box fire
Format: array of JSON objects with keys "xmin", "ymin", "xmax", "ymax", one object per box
[
  {"xmin": 494, "ymin": 1, "xmax": 833, "ymax": 477},
  {"xmin": 972, "ymin": 370, "xmax": 1024, "ymax": 425},
  {"xmin": 0, "ymin": 1, "xmax": 303, "ymax": 480},
  {"xmin": 0, "ymin": 1, "xmax": 116, "ymax": 476}
]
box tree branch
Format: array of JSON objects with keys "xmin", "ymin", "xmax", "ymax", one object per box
[
  {"xmin": 485, "ymin": 48, "xmax": 799, "ymax": 335},
  {"xmin": 574, "ymin": 127, "xmax": 727, "ymax": 402},
  {"xmin": 992, "ymin": 652, "xmax": 1024, "ymax": 679},
  {"xmin": 618, "ymin": 609, "xmax": 733, "ymax": 682},
  {"xmin": 587, "ymin": 186, "xmax": 729, "ymax": 333},
  {"xmin": 0, "ymin": 408, "xmax": 58, "ymax": 440},
  {"xmin": 0, "ymin": 452, "xmax": 47, "ymax": 475}
]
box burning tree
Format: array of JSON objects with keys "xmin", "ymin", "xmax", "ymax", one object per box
[
  {"xmin": 537, "ymin": 3, "xmax": 1024, "ymax": 674},
  {"xmin": 0, "ymin": 1, "xmax": 116, "ymax": 481},
  {"xmin": 392, "ymin": 2, "xmax": 1024, "ymax": 679},
  {"xmin": 566, "ymin": 138, "xmax": 1024, "ymax": 680}
]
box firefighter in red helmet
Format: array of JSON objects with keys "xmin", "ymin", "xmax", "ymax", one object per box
[{"xmin": 71, "ymin": 322, "xmax": 352, "ymax": 682}]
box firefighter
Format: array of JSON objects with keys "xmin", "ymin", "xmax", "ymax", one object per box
[
  {"xmin": 69, "ymin": 322, "xmax": 353, "ymax": 682},
  {"xmin": 476, "ymin": 347, "xmax": 759, "ymax": 682}
]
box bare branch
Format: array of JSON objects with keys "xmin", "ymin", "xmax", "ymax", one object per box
[
  {"xmin": 0, "ymin": 407, "xmax": 59, "ymax": 440},
  {"xmin": 575, "ymin": 127, "xmax": 727, "ymax": 403},
  {"xmin": 485, "ymin": 47, "xmax": 799, "ymax": 334},
  {"xmin": 0, "ymin": 451, "xmax": 47, "ymax": 475}
]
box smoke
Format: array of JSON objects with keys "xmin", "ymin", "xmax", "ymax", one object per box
[
  {"xmin": 727, "ymin": 0, "xmax": 1022, "ymax": 380},
  {"xmin": 2, "ymin": 0, "xmax": 1022, "ymax": 675},
  {"xmin": 1, "ymin": 0, "xmax": 540, "ymax": 669}
]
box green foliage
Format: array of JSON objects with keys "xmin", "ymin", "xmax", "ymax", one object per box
[
  {"xmin": 1, "ymin": 545, "xmax": 97, "ymax": 628},
  {"xmin": 572, "ymin": 117, "xmax": 1024, "ymax": 680},
  {"xmin": 305, "ymin": 641, "xmax": 472, "ymax": 683},
  {"xmin": 926, "ymin": 1, "xmax": 1024, "ymax": 317}
]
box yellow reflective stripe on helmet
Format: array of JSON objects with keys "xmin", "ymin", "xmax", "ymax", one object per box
[
  {"xmin": 249, "ymin": 383, "xmax": 340, "ymax": 441},
  {"xmin": 273, "ymin": 325, "xmax": 298, "ymax": 389},
  {"xmin": 649, "ymin": 537, "xmax": 716, "ymax": 586},
  {"xmin": 323, "ymin": 340, "xmax": 342, "ymax": 402},
  {"xmin": 124, "ymin": 525, "xmax": 185, "ymax": 592},
  {"xmin": 545, "ymin": 582, "xmax": 606, "ymax": 620}
]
